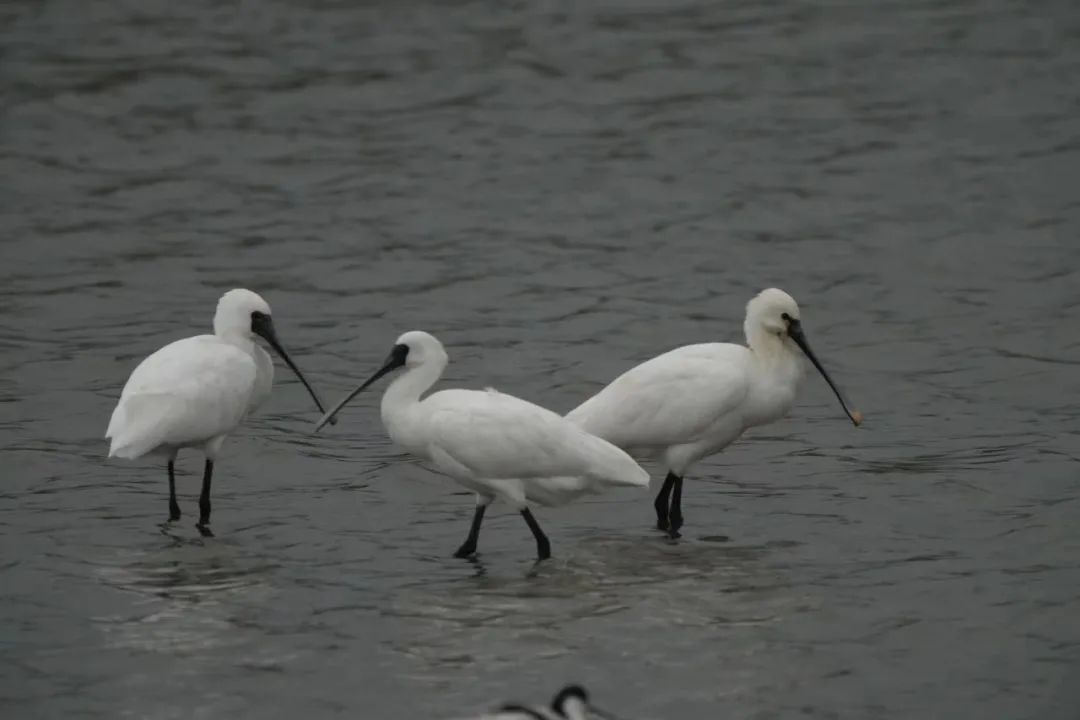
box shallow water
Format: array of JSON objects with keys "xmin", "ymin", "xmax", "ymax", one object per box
[{"xmin": 3, "ymin": 0, "xmax": 1080, "ymax": 718}]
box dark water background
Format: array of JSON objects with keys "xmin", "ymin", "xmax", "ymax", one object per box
[{"xmin": 3, "ymin": 0, "xmax": 1080, "ymax": 717}]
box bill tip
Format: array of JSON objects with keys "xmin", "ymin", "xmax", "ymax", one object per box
[{"xmin": 851, "ymin": 409, "xmax": 863, "ymax": 426}]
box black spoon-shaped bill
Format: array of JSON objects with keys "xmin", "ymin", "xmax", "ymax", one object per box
[
  {"xmin": 314, "ymin": 343, "xmax": 409, "ymax": 431},
  {"xmin": 786, "ymin": 318, "xmax": 862, "ymax": 426},
  {"xmin": 251, "ymin": 312, "xmax": 335, "ymax": 424}
]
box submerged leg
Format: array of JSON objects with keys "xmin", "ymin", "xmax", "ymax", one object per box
[
  {"xmin": 520, "ymin": 508, "xmax": 551, "ymax": 560},
  {"xmin": 654, "ymin": 471, "xmax": 678, "ymax": 531},
  {"xmin": 167, "ymin": 459, "xmax": 181, "ymax": 521},
  {"xmin": 454, "ymin": 498, "xmax": 489, "ymax": 558},
  {"xmin": 668, "ymin": 474, "xmax": 685, "ymax": 538},
  {"xmin": 196, "ymin": 459, "xmax": 214, "ymax": 537}
]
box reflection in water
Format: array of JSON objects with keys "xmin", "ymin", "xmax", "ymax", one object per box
[
  {"xmin": 93, "ymin": 535, "xmax": 275, "ymax": 653},
  {"xmin": 100, "ymin": 532, "xmax": 274, "ymax": 599},
  {"xmin": 382, "ymin": 536, "xmax": 793, "ymax": 678}
]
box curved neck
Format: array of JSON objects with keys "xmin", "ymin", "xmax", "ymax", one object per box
[
  {"xmin": 559, "ymin": 698, "xmax": 588, "ymax": 720},
  {"xmin": 215, "ymin": 326, "xmax": 257, "ymax": 354},
  {"xmin": 381, "ymin": 359, "xmax": 444, "ymax": 419},
  {"xmin": 745, "ymin": 321, "xmax": 784, "ymax": 358},
  {"xmin": 745, "ymin": 325, "xmax": 804, "ymax": 376}
]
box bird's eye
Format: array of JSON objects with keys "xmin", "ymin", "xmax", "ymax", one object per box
[{"xmin": 781, "ymin": 312, "xmax": 791, "ymax": 321}]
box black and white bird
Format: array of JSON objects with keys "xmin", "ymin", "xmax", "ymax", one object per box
[{"xmin": 465, "ymin": 685, "xmax": 621, "ymax": 720}]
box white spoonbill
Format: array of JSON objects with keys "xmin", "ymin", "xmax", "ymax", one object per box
[
  {"xmin": 106, "ymin": 288, "xmax": 331, "ymax": 536},
  {"xmin": 566, "ymin": 288, "xmax": 862, "ymax": 538},
  {"xmin": 314, "ymin": 331, "xmax": 648, "ymax": 560},
  {"xmin": 462, "ymin": 685, "xmax": 622, "ymax": 720}
]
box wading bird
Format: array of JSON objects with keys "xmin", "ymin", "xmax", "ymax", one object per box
[
  {"xmin": 465, "ymin": 684, "xmax": 622, "ymax": 720},
  {"xmin": 106, "ymin": 289, "xmax": 330, "ymax": 536},
  {"xmin": 567, "ymin": 288, "xmax": 861, "ymax": 538},
  {"xmin": 315, "ymin": 331, "xmax": 648, "ymax": 559}
]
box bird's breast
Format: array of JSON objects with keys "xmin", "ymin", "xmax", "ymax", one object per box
[
  {"xmin": 744, "ymin": 364, "xmax": 801, "ymax": 427},
  {"xmin": 381, "ymin": 406, "xmax": 428, "ymax": 457}
]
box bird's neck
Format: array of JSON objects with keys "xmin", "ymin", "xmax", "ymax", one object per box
[
  {"xmin": 740, "ymin": 338, "xmax": 805, "ymax": 427},
  {"xmin": 218, "ymin": 330, "xmax": 258, "ymax": 356},
  {"xmin": 745, "ymin": 323, "xmax": 781, "ymax": 356},
  {"xmin": 747, "ymin": 333, "xmax": 805, "ymax": 383},
  {"xmin": 558, "ymin": 697, "xmax": 588, "ymax": 720},
  {"xmin": 380, "ymin": 360, "xmax": 444, "ymax": 429}
]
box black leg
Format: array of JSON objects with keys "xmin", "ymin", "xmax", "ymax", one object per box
[
  {"xmin": 196, "ymin": 459, "xmax": 214, "ymax": 537},
  {"xmin": 654, "ymin": 471, "xmax": 678, "ymax": 531},
  {"xmin": 454, "ymin": 504, "xmax": 487, "ymax": 558},
  {"xmin": 520, "ymin": 508, "xmax": 551, "ymax": 560},
  {"xmin": 167, "ymin": 460, "xmax": 181, "ymax": 521},
  {"xmin": 668, "ymin": 474, "xmax": 685, "ymax": 538}
]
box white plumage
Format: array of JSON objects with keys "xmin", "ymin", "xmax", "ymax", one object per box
[
  {"xmin": 106, "ymin": 288, "xmax": 329, "ymax": 535},
  {"xmin": 315, "ymin": 331, "xmax": 648, "ymax": 559},
  {"xmin": 107, "ymin": 335, "xmax": 262, "ymax": 461},
  {"xmin": 568, "ymin": 342, "xmax": 756, "ymax": 472},
  {"xmin": 389, "ymin": 387, "xmax": 647, "ymax": 509},
  {"xmin": 567, "ymin": 288, "xmax": 862, "ymax": 538}
]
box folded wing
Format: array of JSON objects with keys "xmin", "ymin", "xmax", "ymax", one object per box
[
  {"xmin": 566, "ymin": 343, "xmax": 751, "ymax": 450},
  {"xmin": 422, "ymin": 389, "xmax": 649, "ymax": 492},
  {"xmin": 106, "ymin": 336, "xmax": 257, "ymax": 458}
]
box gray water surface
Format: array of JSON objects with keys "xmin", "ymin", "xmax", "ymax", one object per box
[{"xmin": 3, "ymin": 1, "xmax": 1080, "ymax": 718}]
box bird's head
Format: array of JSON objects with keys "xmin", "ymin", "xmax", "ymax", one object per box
[
  {"xmin": 314, "ymin": 330, "xmax": 447, "ymax": 431},
  {"xmin": 212, "ymin": 288, "xmax": 331, "ymax": 420},
  {"xmin": 744, "ymin": 288, "xmax": 862, "ymax": 427}
]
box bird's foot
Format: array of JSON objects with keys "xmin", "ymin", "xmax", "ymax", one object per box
[
  {"xmin": 452, "ymin": 544, "xmax": 477, "ymax": 559},
  {"xmin": 168, "ymin": 510, "xmax": 181, "ymax": 522},
  {"xmin": 535, "ymin": 538, "xmax": 552, "ymax": 561},
  {"xmin": 196, "ymin": 522, "xmax": 214, "ymax": 538},
  {"xmin": 657, "ymin": 512, "xmax": 684, "ymax": 535},
  {"xmin": 665, "ymin": 514, "xmax": 683, "ymax": 539},
  {"xmin": 669, "ymin": 513, "xmax": 684, "ymax": 533}
]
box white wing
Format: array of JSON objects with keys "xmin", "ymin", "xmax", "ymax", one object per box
[
  {"xmin": 106, "ymin": 335, "xmax": 257, "ymax": 458},
  {"xmin": 567, "ymin": 342, "xmax": 752, "ymax": 450},
  {"xmin": 420, "ymin": 389, "xmax": 648, "ymax": 491}
]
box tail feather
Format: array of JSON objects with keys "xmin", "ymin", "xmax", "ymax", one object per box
[
  {"xmin": 582, "ymin": 433, "xmax": 649, "ymax": 488},
  {"xmin": 108, "ymin": 438, "xmax": 150, "ymax": 460},
  {"xmin": 104, "ymin": 402, "xmax": 123, "ymax": 441},
  {"xmin": 565, "ymin": 397, "xmax": 613, "ymax": 444},
  {"xmin": 108, "ymin": 422, "xmax": 160, "ymax": 459},
  {"xmin": 105, "ymin": 394, "xmax": 174, "ymax": 460}
]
